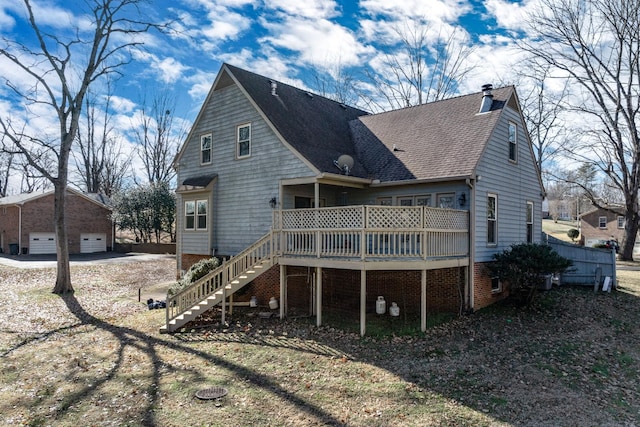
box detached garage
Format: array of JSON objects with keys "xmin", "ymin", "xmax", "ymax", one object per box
[{"xmin": 0, "ymin": 188, "xmax": 112, "ymax": 255}]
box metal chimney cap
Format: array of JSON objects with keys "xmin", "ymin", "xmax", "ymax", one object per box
[{"xmin": 481, "ymin": 84, "xmax": 493, "ymax": 94}]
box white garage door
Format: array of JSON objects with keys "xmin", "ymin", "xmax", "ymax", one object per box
[
  {"xmin": 30, "ymin": 232, "xmax": 56, "ymax": 254},
  {"xmin": 80, "ymin": 233, "xmax": 107, "ymax": 253}
]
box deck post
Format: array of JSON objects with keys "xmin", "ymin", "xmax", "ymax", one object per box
[
  {"xmin": 316, "ymin": 267, "xmax": 322, "ymax": 327},
  {"xmin": 360, "ymin": 269, "xmax": 366, "ymax": 336},
  {"xmin": 280, "ymin": 264, "xmax": 286, "ymax": 319},
  {"xmin": 421, "ymin": 269, "xmax": 427, "ymax": 332}
]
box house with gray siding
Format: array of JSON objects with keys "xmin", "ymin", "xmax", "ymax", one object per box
[{"xmin": 166, "ymin": 64, "xmax": 544, "ymax": 334}]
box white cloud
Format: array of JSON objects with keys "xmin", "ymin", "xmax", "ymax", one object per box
[
  {"xmin": 259, "ymin": 16, "xmax": 373, "ymax": 68},
  {"xmin": 483, "ymin": 0, "xmax": 535, "ymax": 31},
  {"xmin": 360, "ymin": 0, "xmax": 470, "ymax": 22},
  {"xmin": 264, "ymin": 0, "xmax": 339, "ymax": 19}
]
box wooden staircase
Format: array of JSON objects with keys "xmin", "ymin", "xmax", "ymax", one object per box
[{"xmin": 161, "ymin": 232, "xmax": 277, "ymax": 333}]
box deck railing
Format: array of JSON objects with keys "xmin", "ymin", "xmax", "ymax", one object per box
[{"xmin": 273, "ymin": 205, "xmax": 469, "ymax": 260}]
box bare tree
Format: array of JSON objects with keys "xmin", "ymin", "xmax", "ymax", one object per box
[
  {"xmin": 100, "ymin": 138, "xmax": 132, "ymax": 198},
  {"xmin": 521, "ymin": 0, "xmax": 640, "ymax": 260},
  {"xmin": 0, "ymin": 0, "xmax": 163, "ymax": 293},
  {"xmin": 512, "ymin": 64, "xmax": 570, "ymax": 182},
  {"xmin": 0, "ymin": 152, "xmax": 13, "ymax": 197},
  {"xmin": 311, "ymin": 60, "xmax": 360, "ymax": 106},
  {"xmin": 363, "ymin": 20, "xmax": 476, "ymax": 111},
  {"xmin": 133, "ymin": 91, "xmax": 184, "ymax": 186}
]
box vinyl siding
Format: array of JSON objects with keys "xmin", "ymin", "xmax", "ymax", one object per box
[
  {"xmin": 474, "ymin": 107, "xmax": 543, "ymax": 262},
  {"xmin": 177, "ymin": 83, "xmax": 313, "ymax": 257}
]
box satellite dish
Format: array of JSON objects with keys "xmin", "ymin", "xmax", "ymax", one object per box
[{"xmin": 333, "ymin": 154, "xmax": 355, "ymax": 175}]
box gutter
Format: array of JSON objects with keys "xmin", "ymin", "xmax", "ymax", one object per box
[{"xmin": 371, "ymin": 175, "xmax": 473, "ymax": 187}]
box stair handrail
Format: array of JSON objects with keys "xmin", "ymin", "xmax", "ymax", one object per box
[{"xmin": 166, "ymin": 231, "xmax": 277, "ymax": 327}]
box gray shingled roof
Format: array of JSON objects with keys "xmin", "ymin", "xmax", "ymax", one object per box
[
  {"xmin": 352, "ymin": 87, "xmax": 512, "ymax": 182},
  {"xmin": 225, "ymin": 64, "xmax": 371, "ymax": 178},
  {"xmin": 224, "ymin": 64, "xmax": 513, "ymax": 183}
]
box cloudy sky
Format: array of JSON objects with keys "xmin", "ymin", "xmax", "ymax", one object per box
[{"xmin": 0, "ymin": 0, "xmax": 544, "ymax": 191}]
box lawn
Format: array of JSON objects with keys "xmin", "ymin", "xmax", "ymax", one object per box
[
  {"xmin": 1, "ymin": 259, "xmax": 639, "ymax": 426},
  {"xmin": 542, "ymin": 218, "xmax": 580, "ymax": 243}
]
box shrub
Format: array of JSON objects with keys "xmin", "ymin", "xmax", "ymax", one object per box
[
  {"xmin": 168, "ymin": 257, "xmax": 221, "ymax": 297},
  {"xmin": 487, "ymin": 243, "xmax": 573, "ymax": 307},
  {"xmin": 567, "ymin": 228, "xmax": 580, "ymax": 242}
]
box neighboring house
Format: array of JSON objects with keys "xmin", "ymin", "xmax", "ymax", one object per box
[
  {"xmin": 0, "ymin": 188, "xmax": 112, "ymax": 255},
  {"xmin": 580, "ymin": 206, "xmax": 640, "ymax": 254},
  {"xmin": 167, "ymin": 64, "xmax": 544, "ymax": 334}
]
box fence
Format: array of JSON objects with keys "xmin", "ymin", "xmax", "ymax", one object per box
[{"xmin": 544, "ymin": 233, "xmax": 616, "ymax": 287}]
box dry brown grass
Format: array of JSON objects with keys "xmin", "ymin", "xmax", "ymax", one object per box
[{"xmin": 1, "ymin": 259, "xmax": 639, "ymax": 426}]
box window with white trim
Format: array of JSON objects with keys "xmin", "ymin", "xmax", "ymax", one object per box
[
  {"xmin": 377, "ymin": 197, "xmax": 392, "ymax": 206},
  {"xmin": 398, "ymin": 197, "xmax": 413, "ymax": 206},
  {"xmin": 185, "ymin": 200, "xmax": 207, "ymax": 230},
  {"xmin": 197, "ymin": 200, "xmax": 208, "ymax": 229},
  {"xmin": 508, "ymin": 122, "xmax": 517, "ymax": 162},
  {"xmin": 617, "ymin": 216, "xmax": 625, "ymax": 229},
  {"xmin": 491, "ymin": 277, "xmax": 502, "ymax": 293},
  {"xmin": 201, "ymin": 134, "xmax": 212, "ymax": 164},
  {"xmin": 599, "ymin": 216, "xmax": 607, "ymax": 229},
  {"xmin": 487, "ymin": 194, "xmax": 497, "ymax": 245},
  {"xmin": 416, "ymin": 195, "xmax": 431, "ymax": 206},
  {"xmin": 526, "ymin": 201, "xmax": 534, "ymax": 243},
  {"xmin": 237, "ymin": 123, "xmax": 251, "ymax": 158},
  {"xmin": 436, "ymin": 193, "xmax": 455, "ymax": 209}
]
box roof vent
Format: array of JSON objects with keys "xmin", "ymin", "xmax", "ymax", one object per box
[
  {"xmin": 270, "ymin": 80, "xmax": 277, "ymax": 96},
  {"xmin": 479, "ymin": 84, "xmax": 493, "ymax": 113}
]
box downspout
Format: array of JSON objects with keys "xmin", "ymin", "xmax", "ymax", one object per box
[
  {"xmin": 17, "ymin": 204, "xmax": 22, "ymax": 255},
  {"xmin": 466, "ymin": 178, "xmax": 475, "ymax": 312}
]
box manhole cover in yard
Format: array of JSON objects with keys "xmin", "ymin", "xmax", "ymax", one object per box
[{"xmin": 195, "ymin": 387, "xmax": 228, "ymax": 400}]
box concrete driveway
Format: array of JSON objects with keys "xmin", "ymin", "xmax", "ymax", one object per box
[{"xmin": 0, "ymin": 252, "xmax": 175, "ymax": 269}]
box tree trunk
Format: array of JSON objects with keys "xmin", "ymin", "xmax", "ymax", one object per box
[
  {"xmin": 52, "ymin": 182, "xmax": 73, "ymax": 294},
  {"xmin": 620, "ymin": 209, "xmax": 639, "ymax": 261}
]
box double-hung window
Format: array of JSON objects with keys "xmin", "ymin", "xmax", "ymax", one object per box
[
  {"xmin": 508, "ymin": 122, "xmax": 517, "ymax": 162},
  {"xmin": 487, "ymin": 194, "xmax": 497, "ymax": 245},
  {"xmin": 185, "ymin": 200, "xmax": 207, "ymax": 230},
  {"xmin": 237, "ymin": 123, "xmax": 251, "ymax": 158},
  {"xmin": 526, "ymin": 201, "xmax": 534, "ymax": 243},
  {"xmin": 599, "ymin": 216, "xmax": 607, "ymax": 229},
  {"xmin": 617, "ymin": 216, "xmax": 625, "ymax": 229},
  {"xmin": 201, "ymin": 134, "xmax": 212, "ymax": 164}
]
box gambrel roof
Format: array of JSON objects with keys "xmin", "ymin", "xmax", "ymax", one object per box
[{"xmin": 178, "ymin": 63, "xmax": 526, "ymax": 184}]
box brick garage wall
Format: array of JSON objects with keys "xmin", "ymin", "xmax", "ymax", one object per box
[
  {"xmin": 473, "ymin": 262, "xmax": 508, "ymax": 310},
  {"xmin": 0, "ymin": 206, "xmax": 20, "ymax": 254},
  {"xmin": 20, "ymin": 193, "xmax": 112, "ymax": 254}
]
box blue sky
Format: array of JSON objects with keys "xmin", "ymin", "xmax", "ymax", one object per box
[{"xmin": 0, "ymin": 0, "xmax": 540, "ymax": 190}]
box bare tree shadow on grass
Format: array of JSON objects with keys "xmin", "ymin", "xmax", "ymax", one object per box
[{"xmin": 54, "ymin": 293, "xmax": 345, "ymax": 427}]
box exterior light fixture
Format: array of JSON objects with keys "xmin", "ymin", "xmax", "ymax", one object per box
[
  {"xmin": 458, "ymin": 193, "xmax": 467, "ymax": 207},
  {"xmin": 269, "ymin": 197, "xmax": 277, "ymax": 209}
]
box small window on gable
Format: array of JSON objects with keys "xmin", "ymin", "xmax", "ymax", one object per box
[
  {"xmin": 617, "ymin": 216, "xmax": 625, "ymax": 229},
  {"xmin": 599, "ymin": 216, "xmax": 607, "ymax": 229},
  {"xmin": 508, "ymin": 122, "xmax": 517, "ymax": 162},
  {"xmin": 201, "ymin": 134, "xmax": 212, "ymax": 164},
  {"xmin": 237, "ymin": 123, "xmax": 251, "ymax": 159}
]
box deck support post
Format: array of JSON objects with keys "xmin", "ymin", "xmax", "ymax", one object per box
[
  {"xmin": 221, "ymin": 286, "xmax": 226, "ymax": 325},
  {"xmin": 360, "ymin": 269, "xmax": 366, "ymax": 336},
  {"xmin": 316, "ymin": 267, "xmax": 322, "ymax": 327},
  {"xmin": 421, "ymin": 269, "xmax": 427, "ymax": 332},
  {"xmin": 280, "ymin": 264, "xmax": 286, "ymax": 319}
]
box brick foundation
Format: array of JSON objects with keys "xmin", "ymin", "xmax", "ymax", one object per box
[
  {"xmin": 235, "ymin": 266, "xmax": 463, "ymax": 319},
  {"xmin": 473, "ymin": 262, "xmax": 509, "ymax": 310},
  {"xmin": 180, "ymin": 253, "xmax": 213, "ymax": 273}
]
